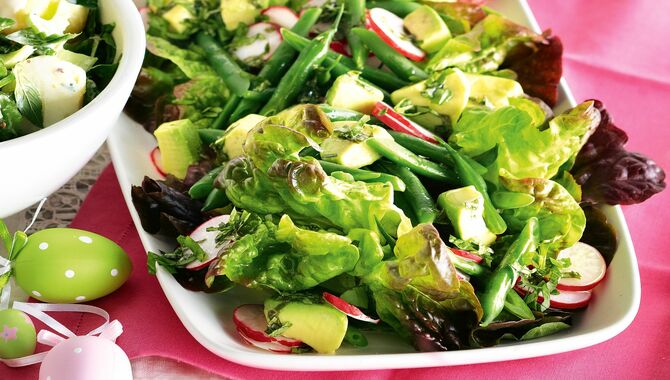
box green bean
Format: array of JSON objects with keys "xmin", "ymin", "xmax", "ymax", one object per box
[
  {"xmin": 195, "ymin": 32, "xmax": 251, "ymax": 96},
  {"xmin": 229, "ymin": 8, "xmax": 322, "ymax": 122},
  {"xmin": 319, "ymin": 160, "xmax": 406, "ymax": 192},
  {"xmin": 344, "ymin": 326, "xmax": 368, "ymax": 347},
  {"xmin": 346, "ymin": 0, "xmax": 369, "ymax": 68},
  {"xmin": 504, "ymin": 289, "xmax": 535, "ymax": 320},
  {"xmin": 260, "ymin": 5, "xmax": 344, "ymax": 116},
  {"xmin": 376, "ymin": 161, "xmax": 437, "ymax": 224},
  {"xmin": 438, "ymin": 140, "xmax": 507, "ymax": 234},
  {"xmin": 281, "ymin": 29, "xmax": 409, "ymax": 91},
  {"xmin": 201, "ymin": 188, "xmax": 230, "ymax": 212},
  {"xmin": 352, "ymin": 27, "xmax": 428, "ymax": 82},
  {"xmin": 366, "ymin": 1, "xmax": 421, "ymax": 16},
  {"xmin": 367, "ymin": 138, "xmax": 457, "ymax": 183},
  {"xmin": 448, "ymin": 251, "xmax": 489, "ymax": 277},
  {"xmin": 389, "ymin": 131, "xmax": 487, "ymax": 175},
  {"xmin": 480, "ymin": 217, "xmax": 538, "ymax": 325},
  {"xmin": 188, "ymin": 167, "xmax": 224, "ymax": 200},
  {"xmin": 393, "ymin": 190, "xmax": 417, "ymax": 225},
  {"xmin": 211, "ymin": 95, "xmax": 241, "ymax": 130},
  {"xmin": 319, "ymin": 104, "xmax": 365, "ymax": 122},
  {"xmin": 197, "ymin": 129, "xmax": 225, "ymax": 145}
]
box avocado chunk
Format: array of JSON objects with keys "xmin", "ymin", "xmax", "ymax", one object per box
[
  {"xmin": 154, "ymin": 119, "xmax": 202, "ymax": 179},
  {"xmin": 326, "ymin": 71, "xmax": 385, "ymax": 115},
  {"xmin": 465, "ymin": 73, "xmax": 524, "ymax": 108},
  {"xmin": 391, "ymin": 68, "xmax": 470, "ymax": 124},
  {"xmin": 220, "ymin": 0, "xmax": 260, "ymax": 31},
  {"xmin": 438, "ymin": 186, "xmax": 496, "ymax": 246},
  {"xmin": 216, "ymin": 114, "xmax": 266, "ymax": 159},
  {"xmin": 264, "ymin": 296, "xmax": 348, "ymax": 354},
  {"xmin": 320, "ymin": 123, "xmax": 392, "ymax": 169},
  {"xmin": 163, "ymin": 4, "xmax": 195, "ymax": 34},
  {"xmin": 404, "ymin": 5, "xmax": 451, "ymax": 53},
  {"xmin": 1, "ymin": 46, "xmax": 35, "ymax": 68}
]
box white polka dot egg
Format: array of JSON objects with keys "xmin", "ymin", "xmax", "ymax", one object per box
[
  {"xmin": 13, "ymin": 228, "xmax": 132, "ymax": 303},
  {"xmin": 38, "ymin": 335, "xmax": 132, "ymax": 380}
]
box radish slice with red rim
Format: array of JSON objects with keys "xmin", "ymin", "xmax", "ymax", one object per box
[
  {"xmin": 186, "ymin": 214, "xmax": 230, "ymax": 270},
  {"xmin": 237, "ymin": 329, "xmax": 292, "ymax": 353},
  {"xmin": 233, "ymin": 22, "xmax": 282, "ymax": 63},
  {"xmin": 150, "ymin": 147, "xmax": 166, "ymax": 177},
  {"xmin": 323, "ymin": 292, "xmax": 380, "ymax": 324},
  {"xmin": 451, "ymin": 248, "xmax": 483, "ymax": 263},
  {"xmin": 330, "ymin": 40, "xmax": 350, "ymax": 56},
  {"xmin": 366, "ymin": 8, "xmax": 426, "ymax": 61},
  {"xmin": 515, "ymin": 285, "xmax": 593, "ymax": 310},
  {"xmin": 556, "ymin": 242, "xmax": 607, "ymax": 291},
  {"xmin": 233, "ymin": 304, "xmax": 303, "ymax": 347},
  {"xmin": 261, "ymin": 6, "xmax": 299, "ymax": 29}
]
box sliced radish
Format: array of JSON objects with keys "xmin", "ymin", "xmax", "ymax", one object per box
[
  {"xmin": 233, "ymin": 22, "xmax": 282, "ymax": 63},
  {"xmin": 515, "ymin": 285, "xmax": 593, "ymax": 310},
  {"xmin": 556, "ymin": 242, "xmax": 607, "ymax": 292},
  {"xmin": 139, "ymin": 7, "xmax": 150, "ymax": 31},
  {"xmin": 330, "ymin": 40, "xmax": 350, "ymax": 57},
  {"xmin": 150, "ymin": 147, "xmax": 166, "ymax": 177},
  {"xmin": 233, "ymin": 305, "xmax": 303, "ymax": 347},
  {"xmin": 451, "ymin": 248, "xmax": 483, "ymax": 264},
  {"xmin": 186, "ymin": 215, "xmax": 230, "ymax": 270},
  {"xmin": 306, "ymin": 0, "xmax": 327, "ymax": 7},
  {"xmin": 323, "ymin": 292, "xmax": 380, "ymax": 324},
  {"xmin": 261, "ymin": 6, "xmax": 299, "ymax": 29},
  {"xmin": 366, "ymin": 8, "xmax": 425, "ymax": 62},
  {"xmin": 237, "ymin": 329, "xmax": 292, "ymax": 353},
  {"xmin": 372, "ymin": 102, "xmax": 438, "ymax": 143}
]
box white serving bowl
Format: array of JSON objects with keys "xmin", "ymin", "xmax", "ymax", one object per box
[{"xmin": 0, "ymin": 0, "xmax": 145, "ymax": 218}]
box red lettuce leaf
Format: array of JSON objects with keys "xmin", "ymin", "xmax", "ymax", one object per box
[
  {"xmin": 502, "ymin": 33, "xmax": 563, "ymax": 107},
  {"xmin": 572, "ymin": 100, "xmax": 666, "ymax": 205}
]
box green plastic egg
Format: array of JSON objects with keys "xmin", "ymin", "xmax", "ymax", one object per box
[
  {"xmin": 0, "ymin": 309, "xmax": 36, "ymax": 359},
  {"xmin": 13, "ymin": 228, "xmax": 132, "ymax": 303}
]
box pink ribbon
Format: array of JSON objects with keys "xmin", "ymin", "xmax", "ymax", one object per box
[{"xmin": 0, "ymin": 302, "xmax": 122, "ymax": 368}]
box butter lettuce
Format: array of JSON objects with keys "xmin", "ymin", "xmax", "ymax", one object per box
[{"xmin": 450, "ymin": 100, "xmax": 601, "ymax": 181}]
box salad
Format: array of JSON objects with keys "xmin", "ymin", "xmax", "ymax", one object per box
[
  {"xmin": 128, "ymin": 0, "xmax": 666, "ymax": 354},
  {"xmin": 0, "ymin": 0, "xmax": 117, "ymax": 142}
]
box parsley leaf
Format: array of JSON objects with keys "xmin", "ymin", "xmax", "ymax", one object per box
[{"xmin": 5, "ymin": 29, "xmax": 76, "ymax": 55}]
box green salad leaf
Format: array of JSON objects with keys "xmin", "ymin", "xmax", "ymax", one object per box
[
  {"xmin": 13, "ymin": 75, "xmax": 43, "ymax": 128},
  {"xmin": 146, "ymin": 35, "xmax": 215, "ymax": 78},
  {"xmin": 0, "ymin": 93, "xmax": 23, "ymax": 141}
]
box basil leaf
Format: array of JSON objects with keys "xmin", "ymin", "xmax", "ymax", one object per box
[
  {"xmin": 15, "ymin": 80, "xmax": 43, "ymax": 128},
  {"xmin": 520, "ymin": 321, "xmax": 570, "ymax": 340}
]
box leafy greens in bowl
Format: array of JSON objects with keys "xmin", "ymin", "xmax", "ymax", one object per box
[{"xmin": 120, "ymin": 0, "xmax": 663, "ymax": 360}]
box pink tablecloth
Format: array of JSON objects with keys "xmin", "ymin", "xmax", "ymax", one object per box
[{"xmin": 3, "ymin": 0, "xmax": 670, "ymax": 378}]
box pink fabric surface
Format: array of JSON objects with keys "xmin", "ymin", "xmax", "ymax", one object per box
[{"xmin": 3, "ymin": 0, "xmax": 670, "ymax": 378}]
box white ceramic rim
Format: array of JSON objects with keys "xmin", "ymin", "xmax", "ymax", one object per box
[{"xmin": 0, "ymin": 0, "xmax": 146, "ymax": 149}]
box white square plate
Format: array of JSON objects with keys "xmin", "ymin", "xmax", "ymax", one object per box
[{"xmin": 107, "ymin": 0, "xmax": 641, "ymax": 371}]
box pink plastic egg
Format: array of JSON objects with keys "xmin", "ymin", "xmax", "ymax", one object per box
[{"xmin": 38, "ymin": 335, "xmax": 132, "ymax": 380}]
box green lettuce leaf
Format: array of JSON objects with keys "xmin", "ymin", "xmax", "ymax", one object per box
[
  {"xmin": 146, "ymin": 35, "xmax": 215, "ymax": 78},
  {"xmin": 172, "ymin": 75, "xmax": 229, "ymax": 128},
  {"xmin": 450, "ymin": 101, "xmax": 601, "ymax": 181},
  {"xmin": 500, "ymin": 177, "xmax": 586, "ymax": 256}
]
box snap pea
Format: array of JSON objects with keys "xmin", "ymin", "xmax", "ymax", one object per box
[
  {"xmin": 229, "ymin": 8, "xmax": 322, "ymax": 122},
  {"xmin": 189, "ymin": 167, "xmax": 224, "ymax": 200},
  {"xmin": 260, "ymin": 5, "xmax": 344, "ymax": 116},
  {"xmin": 195, "ymin": 32, "xmax": 251, "ymax": 97},
  {"xmin": 504, "ymin": 289, "xmax": 535, "ymax": 320},
  {"xmin": 366, "ymin": 1, "xmax": 421, "ymax": 16},
  {"xmin": 319, "ymin": 160, "xmax": 406, "ymax": 192},
  {"xmin": 448, "ymin": 251, "xmax": 489, "ymax": 277},
  {"xmin": 198, "ymin": 129, "xmax": 225, "ymax": 145},
  {"xmin": 480, "ymin": 217, "xmax": 538, "ymax": 325},
  {"xmin": 346, "ymin": 0, "xmax": 368, "ymax": 69},
  {"xmin": 281, "ymin": 28, "xmax": 409, "ymax": 91},
  {"xmin": 201, "ymin": 188, "xmax": 230, "ymax": 212},
  {"xmin": 376, "ymin": 161, "xmax": 437, "ymax": 224},
  {"xmin": 352, "ymin": 27, "xmax": 428, "ymax": 82},
  {"xmin": 438, "ymin": 139, "xmax": 507, "ymax": 234},
  {"xmin": 344, "ymin": 326, "xmax": 368, "ymax": 347},
  {"xmin": 367, "ymin": 138, "xmax": 457, "ymax": 183},
  {"xmin": 389, "ymin": 131, "xmax": 487, "ymax": 175}
]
